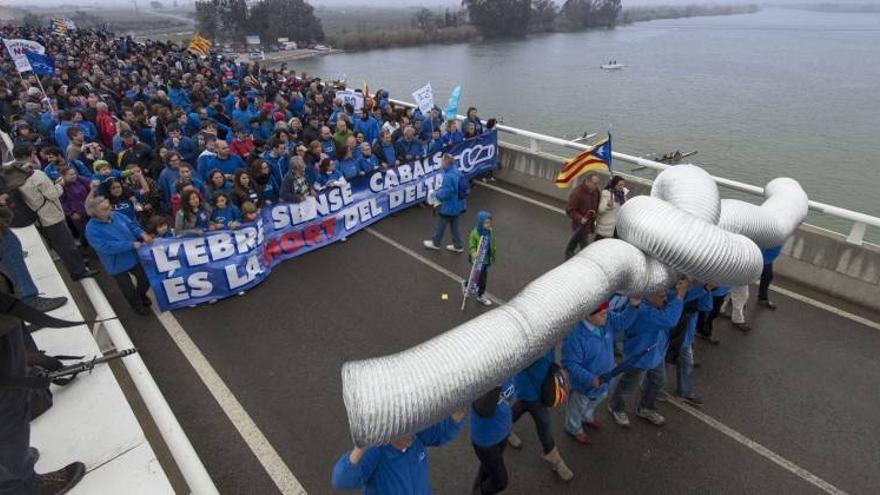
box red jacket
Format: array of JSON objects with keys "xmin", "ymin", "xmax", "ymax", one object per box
[
  {"xmin": 229, "ymin": 138, "xmax": 254, "ymax": 157},
  {"xmin": 96, "ymin": 110, "xmax": 116, "ymax": 149},
  {"xmin": 566, "ymin": 182, "xmax": 601, "ymax": 232}
]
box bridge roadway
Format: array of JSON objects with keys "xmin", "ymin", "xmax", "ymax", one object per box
[{"xmin": 86, "ymin": 181, "xmax": 880, "ymax": 494}]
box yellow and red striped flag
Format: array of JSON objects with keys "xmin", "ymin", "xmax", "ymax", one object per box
[
  {"xmin": 187, "ymin": 33, "xmax": 212, "ymax": 58},
  {"xmin": 554, "ymin": 135, "xmax": 612, "ymax": 188}
]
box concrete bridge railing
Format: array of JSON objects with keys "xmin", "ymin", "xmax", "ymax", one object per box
[{"xmin": 496, "ymin": 141, "xmax": 880, "ymax": 312}]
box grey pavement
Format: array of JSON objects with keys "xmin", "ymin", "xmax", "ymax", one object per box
[{"xmin": 89, "ymin": 181, "xmax": 880, "ymax": 494}]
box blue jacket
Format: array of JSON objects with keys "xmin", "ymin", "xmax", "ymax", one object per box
[
  {"xmin": 762, "ymin": 246, "xmax": 782, "ymax": 265},
  {"xmin": 377, "ymin": 143, "xmax": 397, "ymax": 167},
  {"xmin": 85, "ymin": 212, "xmax": 145, "ymax": 275},
  {"xmin": 331, "ymin": 417, "xmax": 464, "ymax": 495},
  {"xmin": 395, "ymin": 138, "xmax": 424, "ymax": 162},
  {"xmin": 158, "ymin": 166, "xmax": 181, "ymax": 211},
  {"xmin": 338, "ymin": 157, "xmax": 361, "ymax": 181},
  {"xmin": 681, "ymin": 286, "xmax": 713, "ymax": 350},
  {"xmin": 358, "ymin": 155, "xmax": 379, "ymax": 174},
  {"xmin": 470, "ymin": 381, "xmax": 514, "ymax": 447},
  {"xmin": 315, "ymin": 170, "xmax": 344, "ymax": 189},
  {"xmin": 53, "ymin": 121, "xmax": 77, "ymax": 150},
  {"xmin": 199, "ymin": 155, "xmax": 246, "ymax": 179},
  {"xmin": 711, "ymin": 286, "xmax": 731, "ymax": 298},
  {"xmin": 211, "ymin": 205, "xmax": 241, "ymax": 228},
  {"xmin": 163, "ymin": 136, "xmax": 198, "ymax": 165},
  {"xmin": 44, "ymin": 160, "xmax": 92, "ymax": 181},
  {"xmin": 514, "ymin": 351, "xmax": 554, "ymax": 402},
  {"xmin": 623, "ymin": 295, "xmax": 684, "ymax": 369},
  {"xmin": 440, "ymin": 131, "xmax": 463, "ymax": 148},
  {"xmin": 354, "ymin": 116, "xmax": 381, "ymax": 146},
  {"xmin": 262, "ymin": 151, "xmax": 289, "ymax": 185},
  {"xmin": 563, "ymin": 304, "xmax": 639, "ymax": 396},
  {"xmin": 435, "ymin": 166, "xmax": 466, "ymax": 217},
  {"xmin": 320, "ymin": 138, "xmax": 337, "ymax": 159}
]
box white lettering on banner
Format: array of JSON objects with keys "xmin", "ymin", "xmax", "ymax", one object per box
[
  {"xmin": 226, "ymin": 255, "xmax": 264, "ymax": 290},
  {"xmin": 189, "ymin": 272, "xmax": 214, "ymax": 298},
  {"xmin": 163, "ymin": 277, "xmax": 188, "ymax": 304},
  {"xmin": 388, "ymin": 176, "xmax": 440, "ymax": 210},
  {"xmin": 151, "ymin": 243, "xmax": 182, "ymax": 274},
  {"xmin": 270, "ymin": 196, "xmax": 319, "ymax": 229},
  {"xmin": 182, "ymin": 238, "xmax": 210, "ymax": 266},
  {"xmin": 233, "ymin": 227, "xmax": 259, "ymax": 254},
  {"xmin": 315, "ymin": 183, "xmax": 354, "ymax": 215},
  {"xmin": 455, "ymin": 143, "xmax": 496, "ymax": 174},
  {"xmin": 343, "ymin": 199, "xmax": 384, "ymax": 230},
  {"xmin": 163, "ymin": 272, "xmax": 214, "ymax": 304},
  {"xmin": 207, "ymin": 233, "xmax": 236, "ymax": 261}
]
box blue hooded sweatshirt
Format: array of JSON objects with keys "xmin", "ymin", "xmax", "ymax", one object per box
[
  {"xmin": 85, "ymin": 212, "xmax": 145, "ymax": 275},
  {"xmin": 435, "ymin": 166, "xmax": 466, "ymax": 217},
  {"xmin": 623, "ymin": 293, "xmax": 684, "ymax": 370},
  {"xmin": 331, "ymin": 417, "xmax": 464, "ymax": 495},
  {"xmin": 210, "ymin": 205, "xmax": 242, "ymax": 228},
  {"xmin": 354, "ymin": 116, "xmax": 381, "ymax": 146},
  {"xmin": 562, "ymin": 303, "xmax": 639, "ymax": 397},
  {"xmin": 514, "ymin": 351, "xmax": 554, "ymax": 403},
  {"xmin": 358, "ymin": 154, "xmax": 379, "ymax": 175},
  {"xmin": 470, "ymin": 380, "xmax": 515, "ymax": 447},
  {"xmin": 395, "ymin": 137, "xmax": 424, "ymax": 162}
]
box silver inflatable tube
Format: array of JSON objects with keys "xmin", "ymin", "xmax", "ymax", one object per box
[{"xmin": 342, "ymin": 165, "xmax": 808, "ymax": 446}]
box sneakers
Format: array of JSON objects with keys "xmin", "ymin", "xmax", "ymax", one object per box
[
  {"xmin": 636, "ymin": 407, "xmax": 666, "ymax": 426},
  {"xmin": 583, "ymin": 419, "xmax": 601, "ymax": 430},
  {"xmin": 678, "ymin": 395, "xmax": 704, "ymax": 408},
  {"xmin": 475, "ymin": 295, "xmax": 492, "ymax": 307},
  {"xmin": 507, "ymin": 432, "xmax": 522, "ymax": 449},
  {"xmin": 340, "ymin": 236, "xmax": 348, "ymax": 242},
  {"xmin": 26, "ymin": 296, "xmax": 68, "ymax": 313},
  {"xmin": 608, "ymin": 406, "xmax": 631, "ymax": 428},
  {"xmin": 566, "ymin": 429, "xmax": 591, "ymax": 445},
  {"xmin": 696, "ymin": 333, "xmax": 720, "ymax": 345},
  {"xmin": 422, "ymin": 240, "xmax": 440, "ymax": 250},
  {"xmin": 445, "ymin": 244, "xmax": 464, "ymax": 253},
  {"xmin": 732, "ymin": 321, "xmax": 751, "ymax": 332},
  {"xmin": 758, "ymin": 299, "xmax": 777, "ymax": 310},
  {"xmin": 38, "ymin": 461, "xmax": 85, "ymax": 495}
]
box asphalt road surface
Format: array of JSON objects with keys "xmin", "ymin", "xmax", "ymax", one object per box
[{"xmin": 90, "ymin": 181, "xmax": 880, "ymax": 494}]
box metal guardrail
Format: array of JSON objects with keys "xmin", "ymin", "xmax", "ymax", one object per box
[
  {"xmin": 80, "ymin": 278, "xmax": 219, "ymax": 495},
  {"xmin": 389, "ymin": 98, "xmax": 878, "ymax": 246}
]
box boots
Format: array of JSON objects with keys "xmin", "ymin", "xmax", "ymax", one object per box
[
  {"xmin": 542, "ymin": 447, "xmax": 574, "ymax": 481},
  {"xmin": 507, "ymin": 432, "xmax": 522, "ymax": 449}
]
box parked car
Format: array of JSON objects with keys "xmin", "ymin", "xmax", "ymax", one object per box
[{"xmin": 248, "ymin": 51, "xmax": 265, "ymax": 61}]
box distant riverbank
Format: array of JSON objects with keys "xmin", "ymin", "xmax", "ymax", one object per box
[{"xmin": 327, "ymin": 3, "xmax": 761, "ymax": 53}]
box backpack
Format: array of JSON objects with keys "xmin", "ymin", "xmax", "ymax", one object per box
[{"xmin": 7, "ymin": 187, "xmax": 41, "ymax": 228}]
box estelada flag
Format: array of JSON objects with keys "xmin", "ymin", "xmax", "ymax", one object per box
[
  {"xmin": 187, "ymin": 33, "xmax": 212, "ymax": 58},
  {"xmin": 554, "ymin": 135, "xmax": 612, "ymax": 188},
  {"xmin": 50, "ymin": 18, "xmax": 68, "ymax": 36}
]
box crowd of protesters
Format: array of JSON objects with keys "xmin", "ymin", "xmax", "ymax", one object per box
[{"xmin": 0, "ymin": 24, "xmax": 788, "ymax": 495}]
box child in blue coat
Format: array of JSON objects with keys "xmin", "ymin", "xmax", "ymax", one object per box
[
  {"xmin": 209, "ymin": 193, "xmax": 241, "ymax": 230},
  {"xmin": 562, "ymin": 297, "xmax": 640, "ymax": 443},
  {"xmin": 331, "ymin": 410, "xmax": 467, "ymax": 494}
]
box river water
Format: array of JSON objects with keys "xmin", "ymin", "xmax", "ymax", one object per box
[{"xmin": 294, "ymin": 8, "xmax": 880, "ymax": 236}]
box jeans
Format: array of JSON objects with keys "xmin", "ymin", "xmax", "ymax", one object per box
[
  {"xmin": 758, "ymin": 263, "xmax": 774, "ymax": 301},
  {"xmin": 113, "ymin": 264, "xmax": 151, "ymax": 312},
  {"xmin": 722, "ymin": 285, "xmax": 749, "ymax": 324},
  {"xmin": 432, "ymin": 214, "xmax": 462, "ymax": 249},
  {"xmin": 472, "ymin": 439, "xmax": 508, "ymax": 495},
  {"xmin": 564, "ymin": 390, "xmax": 607, "ymax": 434},
  {"xmin": 609, "ymin": 364, "xmax": 666, "ymax": 412},
  {"xmin": 0, "ymin": 326, "xmax": 39, "ymax": 495},
  {"xmin": 511, "ymin": 399, "xmax": 554, "ymax": 454},
  {"xmin": 675, "ymin": 345, "xmax": 694, "ymax": 398},
  {"xmin": 564, "ymin": 228, "xmax": 590, "ymax": 260},
  {"xmin": 37, "ymin": 221, "xmax": 86, "ymax": 277},
  {"xmin": 0, "ymin": 232, "xmax": 38, "ymax": 301}
]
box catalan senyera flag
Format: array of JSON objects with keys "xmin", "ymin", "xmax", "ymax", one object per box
[
  {"xmin": 50, "ymin": 18, "xmax": 68, "ymax": 36},
  {"xmin": 554, "ymin": 134, "xmax": 612, "ymax": 188},
  {"xmin": 187, "ymin": 33, "xmax": 212, "ymax": 58}
]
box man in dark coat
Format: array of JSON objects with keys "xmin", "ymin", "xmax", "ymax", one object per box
[{"xmin": 564, "ymin": 173, "xmax": 602, "ymax": 259}]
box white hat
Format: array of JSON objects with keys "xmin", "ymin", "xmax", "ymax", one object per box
[{"xmin": 27, "ymin": 87, "xmax": 41, "ymax": 97}]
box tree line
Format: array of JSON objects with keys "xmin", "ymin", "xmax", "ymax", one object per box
[{"xmin": 195, "ymin": 0, "xmax": 325, "ymax": 44}]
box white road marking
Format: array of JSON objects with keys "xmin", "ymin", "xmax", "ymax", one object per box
[
  {"xmin": 368, "ymin": 224, "xmax": 849, "ymax": 495},
  {"xmin": 477, "ymin": 181, "xmax": 880, "ymax": 332},
  {"xmin": 150, "ymin": 303, "xmax": 307, "ymax": 495},
  {"xmin": 769, "ymin": 285, "xmax": 880, "ymax": 332},
  {"xmin": 665, "ymin": 397, "xmax": 847, "ymax": 495}
]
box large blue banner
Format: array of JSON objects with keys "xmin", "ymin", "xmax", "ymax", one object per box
[{"xmin": 139, "ymin": 131, "xmax": 498, "ymax": 310}]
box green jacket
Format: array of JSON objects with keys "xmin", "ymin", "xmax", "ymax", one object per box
[{"xmin": 469, "ymin": 229, "xmax": 496, "ymax": 266}]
